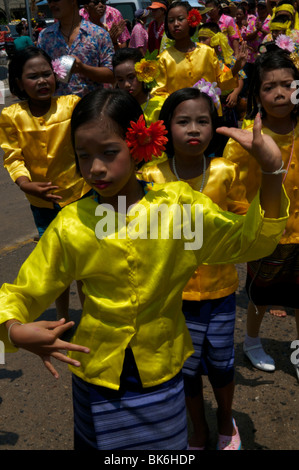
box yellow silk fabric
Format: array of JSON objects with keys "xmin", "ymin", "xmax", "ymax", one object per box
[
  {"xmin": 0, "ymin": 95, "xmax": 90, "ymax": 208},
  {"xmin": 223, "ymin": 122, "xmax": 299, "ymax": 243},
  {"xmin": 141, "ymin": 158, "xmax": 249, "ymax": 300},
  {"xmin": 141, "ymin": 94, "xmax": 165, "ymax": 126},
  {"xmin": 0, "ymin": 183, "xmax": 288, "ymax": 389},
  {"xmin": 151, "ymin": 43, "xmax": 238, "ymax": 102}
]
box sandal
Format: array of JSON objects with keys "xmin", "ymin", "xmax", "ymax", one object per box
[{"xmin": 217, "ymin": 419, "xmax": 242, "ymax": 450}]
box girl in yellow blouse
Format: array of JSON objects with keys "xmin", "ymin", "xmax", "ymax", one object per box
[
  {"xmin": 141, "ymin": 85, "xmax": 248, "ymax": 450},
  {"xmin": 0, "ymin": 46, "xmax": 91, "ymax": 319},
  {"xmin": 151, "ymin": 1, "xmax": 247, "ymax": 110},
  {"xmin": 0, "ymin": 88, "xmax": 289, "ymax": 450},
  {"xmin": 223, "ymin": 46, "xmax": 299, "ymax": 382}
]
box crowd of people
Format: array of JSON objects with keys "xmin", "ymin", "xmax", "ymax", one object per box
[{"xmin": 0, "ymin": 0, "xmax": 298, "ymax": 452}]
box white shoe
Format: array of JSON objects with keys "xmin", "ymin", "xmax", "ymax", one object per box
[{"xmin": 243, "ymin": 343, "xmax": 275, "ymax": 372}]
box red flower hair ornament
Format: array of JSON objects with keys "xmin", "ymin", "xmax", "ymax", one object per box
[
  {"xmin": 125, "ymin": 116, "xmax": 168, "ymax": 163},
  {"xmin": 187, "ymin": 9, "xmax": 202, "ymax": 27}
]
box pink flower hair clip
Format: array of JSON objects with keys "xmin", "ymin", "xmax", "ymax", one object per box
[
  {"xmin": 193, "ymin": 78, "xmax": 221, "ymax": 109},
  {"xmin": 52, "ymin": 59, "xmax": 68, "ymax": 80},
  {"xmin": 275, "ymin": 34, "xmax": 295, "ymax": 53}
]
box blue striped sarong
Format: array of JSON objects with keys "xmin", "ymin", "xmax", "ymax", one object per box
[
  {"xmin": 182, "ymin": 294, "xmax": 236, "ymax": 393},
  {"xmin": 72, "ymin": 349, "xmax": 188, "ymax": 450}
]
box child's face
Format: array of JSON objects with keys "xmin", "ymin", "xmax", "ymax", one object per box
[
  {"xmin": 75, "ymin": 119, "xmax": 136, "ymax": 199},
  {"xmin": 170, "ymin": 98, "xmax": 213, "ymax": 159},
  {"xmin": 197, "ymin": 35, "xmax": 211, "ymax": 46},
  {"xmin": 167, "ymin": 6, "xmax": 190, "ymax": 40},
  {"xmin": 17, "ymin": 55, "xmax": 56, "ymax": 102},
  {"xmin": 258, "ymin": 68, "xmax": 295, "ymax": 119},
  {"xmin": 113, "ymin": 60, "xmax": 144, "ymax": 99}
]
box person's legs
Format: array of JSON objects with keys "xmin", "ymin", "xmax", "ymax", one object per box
[
  {"xmin": 184, "ymin": 376, "xmax": 209, "ymax": 448},
  {"xmin": 55, "ymin": 287, "xmax": 70, "ymax": 321},
  {"xmin": 244, "ymin": 302, "xmax": 275, "ymax": 371},
  {"xmin": 213, "ymin": 380, "xmax": 235, "ymax": 436}
]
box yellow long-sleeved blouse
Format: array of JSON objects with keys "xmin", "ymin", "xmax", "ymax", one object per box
[
  {"xmin": 0, "ymin": 183, "xmax": 288, "ymax": 389},
  {"xmin": 151, "ymin": 43, "xmax": 238, "ymax": 101},
  {"xmin": 0, "ymin": 95, "xmax": 91, "ymax": 209},
  {"xmin": 223, "ymin": 122, "xmax": 299, "ymax": 244},
  {"xmin": 141, "ymin": 158, "xmax": 249, "ymax": 300}
]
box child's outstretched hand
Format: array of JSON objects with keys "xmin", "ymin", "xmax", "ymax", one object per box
[
  {"xmin": 217, "ymin": 112, "xmax": 282, "ymax": 173},
  {"xmin": 6, "ymin": 319, "xmax": 90, "ymax": 379},
  {"xmin": 17, "ymin": 179, "xmax": 63, "ymax": 203},
  {"xmin": 217, "ymin": 113, "xmax": 284, "ymax": 218}
]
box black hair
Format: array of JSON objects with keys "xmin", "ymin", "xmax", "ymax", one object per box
[
  {"xmin": 8, "ymin": 45, "xmax": 56, "ymax": 100},
  {"xmin": 112, "ymin": 47, "xmax": 143, "ymax": 69},
  {"xmin": 112, "ymin": 47, "xmax": 149, "ymax": 92},
  {"xmin": 205, "ymin": 0, "xmax": 219, "ymax": 8},
  {"xmin": 246, "ymin": 47, "xmax": 299, "ymax": 119},
  {"xmin": 71, "ymin": 88, "xmax": 144, "ymax": 168},
  {"xmin": 271, "ymin": 13, "xmax": 293, "ymax": 22},
  {"xmin": 16, "ymin": 22, "xmax": 25, "ymax": 35},
  {"xmin": 159, "ymin": 87, "xmax": 220, "ymax": 157},
  {"xmin": 198, "ymin": 21, "xmax": 221, "ymax": 34},
  {"xmin": 277, "ymin": 0, "xmax": 295, "ymax": 7},
  {"xmin": 236, "ymin": 5, "xmax": 247, "ymax": 15},
  {"xmin": 164, "ymin": 1, "xmax": 197, "ymax": 39}
]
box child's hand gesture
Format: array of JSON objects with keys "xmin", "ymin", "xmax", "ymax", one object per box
[
  {"xmin": 232, "ymin": 41, "xmax": 248, "ymax": 74},
  {"xmin": 18, "ymin": 179, "xmax": 62, "ymax": 203},
  {"xmin": 217, "ymin": 113, "xmax": 284, "ymax": 218},
  {"xmin": 217, "ymin": 112, "xmax": 282, "ymax": 172},
  {"xmin": 6, "ymin": 319, "xmax": 90, "ymax": 379}
]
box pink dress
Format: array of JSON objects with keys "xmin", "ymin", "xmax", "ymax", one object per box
[
  {"xmin": 246, "ymin": 14, "xmax": 271, "ymax": 63},
  {"xmin": 129, "ymin": 22, "xmax": 148, "ymax": 54}
]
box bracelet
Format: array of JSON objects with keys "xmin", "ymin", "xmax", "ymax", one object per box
[
  {"xmin": 7, "ymin": 321, "xmax": 23, "ymax": 345},
  {"xmin": 261, "ymin": 162, "xmax": 287, "ymax": 175}
]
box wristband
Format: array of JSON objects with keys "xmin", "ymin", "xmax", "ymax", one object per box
[
  {"xmin": 261, "ymin": 162, "xmax": 287, "ymax": 175},
  {"xmin": 7, "ymin": 321, "xmax": 23, "ymax": 345}
]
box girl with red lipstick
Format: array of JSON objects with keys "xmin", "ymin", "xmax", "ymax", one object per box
[
  {"xmin": 0, "ymin": 46, "xmax": 91, "ymax": 320},
  {"xmin": 0, "ymin": 88, "xmax": 288, "ymax": 450},
  {"xmin": 141, "ymin": 85, "xmax": 250, "ymax": 449}
]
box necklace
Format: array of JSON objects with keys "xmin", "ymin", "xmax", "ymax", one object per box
[
  {"xmin": 172, "ymin": 155, "xmax": 206, "ymax": 192},
  {"xmin": 282, "ymin": 123, "xmax": 295, "ymax": 183}
]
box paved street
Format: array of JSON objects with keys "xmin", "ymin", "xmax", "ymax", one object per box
[{"xmin": 0, "ymin": 91, "xmax": 298, "ymax": 452}]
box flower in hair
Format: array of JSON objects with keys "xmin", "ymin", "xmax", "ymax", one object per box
[
  {"xmin": 187, "ymin": 9, "xmax": 202, "ymax": 27},
  {"xmin": 193, "ymin": 78, "xmax": 221, "ymax": 109},
  {"xmin": 135, "ymin": 50, "xmax": 160, "ymax": 88},
  {"xmin": 51, "ymin": 59, "xmax": 67, "ymax": 79},
  {"xmin": 125, "ymin": 115, "xmax": 168, "ymax": 163},
  {"xmin": 275, "ymin": 34, "xmax": 295, "ymax": 53}
]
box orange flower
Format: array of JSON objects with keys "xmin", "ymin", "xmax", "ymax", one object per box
[
  {"xmin": 125, "ymin": 116, "xmax": 168, "ymax": 163},
  {"xmin": 187, "ymin": 9, "xmax": 202, "ymax": 27}
]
